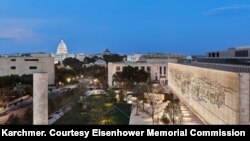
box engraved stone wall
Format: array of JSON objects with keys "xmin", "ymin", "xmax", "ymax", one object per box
[{"xmin": 168, "ymin": 63, "xmax": 242, "ymax": 124}]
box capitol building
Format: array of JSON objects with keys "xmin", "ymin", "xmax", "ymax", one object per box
[
  {"xmin": 56, "ymin": 39, "xmax": 68, "ymax": 54},
  {"xmin": 51, "ymin": 39, "xmax": 87, "ymax": 64}
]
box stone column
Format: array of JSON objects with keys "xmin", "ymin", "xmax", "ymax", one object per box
[
  {"xmin": 239, "ymin": 73, "xmax": 250, "ymax": 124},
  {"xmin": 33, "ymin": 73, "xmax": 48, "ymax": 125}
]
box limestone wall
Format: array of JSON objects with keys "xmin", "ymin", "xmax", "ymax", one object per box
[
  {"xmin": 0, "ymin": 57, "xmax": 55, "ymax": 85},
  {"xmin": 168, "ymin": 63, "xmax": 250, "ymax": 124}
]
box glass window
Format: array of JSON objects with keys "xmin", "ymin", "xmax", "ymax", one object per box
[
  {"xmin": 11, "ymin": 66, "xmax": 16, "ymax": 69},
  {"xmin": 25, "ymin": 59, "xmax": 39, "ymax": 61},
  {"xmin": 29, "ymin": 66, "xmax": 37, "ymax": 70}
]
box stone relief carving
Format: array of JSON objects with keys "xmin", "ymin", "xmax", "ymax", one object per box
[{"xmin": 169, "ymin": 68, "xmax": 235, "ymax": 107}]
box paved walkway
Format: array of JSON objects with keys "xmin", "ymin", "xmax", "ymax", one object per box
[
  {"xmin": 129, "ymin": 102, "xmax": 204, "ymax": 125},
  {"xmin": 180, "ymin": 102, "xmax": 204, "ymax": 125},
  {"xmin": 129, "ymin": 106, "xmax": 155, "ymax": 125}
]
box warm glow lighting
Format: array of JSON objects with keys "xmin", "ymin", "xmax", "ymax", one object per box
[
  {"xmin": 94, "ymin": 79, "xmax": 98, "ymax": 83},
  {"xmin": 66, "ymin": 78, "xmax": 71, "ymax": 83}
]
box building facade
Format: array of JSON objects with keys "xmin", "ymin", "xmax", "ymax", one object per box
[
  {"xmin": 126, "ymin": 54, "xmax": 143, "ymax": 62},
  {"xmin": 206, "ymin": 46, "xmax": 250, "ymax": 58},
  {"xmin": 108, "ymin": 62, "xmax": 172, "ymax": 87},
  {"xmin": 139, "ymin": 53, "xmax": 185, "ymax": 63},
  {"xmin": 168, "ymin": 63, "xmax": 250, "ymax": 124},
  {"xmin": 196, "ymin": 46, "xmax": 250, "ymax": 66},
  {"xmin": 0, "ymin": 53, "xmax": 55, "ymax": 85},
  {"xmin": 126, "ymin": 53, "xmax": 185, "ymax": 63}
]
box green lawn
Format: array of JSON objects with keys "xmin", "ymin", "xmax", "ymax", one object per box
[{"xmin": 55, "ymin": 95, "xmax": 131, "ymax": 125}]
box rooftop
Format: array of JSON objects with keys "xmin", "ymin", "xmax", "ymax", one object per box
[
  {"xmin": 181, "ymin": 62, "xmax": 250, "ymax": 73},
  {"xmin": 0, "ymin": 52, "xmax": 51, "ymax": 58}
]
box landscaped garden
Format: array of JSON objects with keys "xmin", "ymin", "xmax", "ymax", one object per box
[{"xmin": 56, "ymin": 94, "xmax": 131, "ymax": 125}]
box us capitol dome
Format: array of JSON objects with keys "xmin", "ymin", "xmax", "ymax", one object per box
[{"xmin": 56, "ymin": 39, "xmax": 68, "ymax": 54}]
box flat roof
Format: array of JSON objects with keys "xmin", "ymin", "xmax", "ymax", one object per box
[{"xmin": 179, "ymin": 62, "xmax": 250, "ymax": 73}]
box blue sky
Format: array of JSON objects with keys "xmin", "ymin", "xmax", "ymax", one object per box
[{"xmin": 0, "ymin": 0, "xmax": 250, "ymax": 55}]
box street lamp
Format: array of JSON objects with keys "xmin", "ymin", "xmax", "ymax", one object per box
[
  {"xmin": 66, "ymin": 77, "xmax": 71, "ymax": 83},
  {"xmin": 94, "ymin": 79, "xmax": 98, "ymax": 83}
]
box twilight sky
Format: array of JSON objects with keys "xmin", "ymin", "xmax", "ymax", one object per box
[{"xmin": 0, "ymin": 0, "xmax": 250, "ymax": 55}]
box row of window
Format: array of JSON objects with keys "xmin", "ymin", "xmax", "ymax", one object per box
[
  {"xmin": 10, "ymin": 59, "xmax": 39, "ymax": 61},
  {"xmin": 115, "ymin": 66, "xmax": 167, "ymax": 74},
  {"xmin": 208, "ymin": 52, "xmax": 220, "ymax": 58},
  {"xmin": 208, "ymin": 50, "xmax": 249, "ymax": 58},
  {"xmin": 116, "ymin": 66, "xmax": 152, "ymax": 72},
  {"xmin": 10, "ymin": 66, "xmax": 37, "ymax": 70}
]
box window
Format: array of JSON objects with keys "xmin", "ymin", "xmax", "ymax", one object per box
[
  {"xmin": 141, "ymin": 66, "xmax": 145, "ymax": 71},
  {"xmin": 212, "ymin": 52, "xmax": 215, "ymax": 57},
  {"xmin": 11, "ymin": 59, "xmax": 16, "ymax": 61},
  {"xmin": 11, "ymin": 66, "xmax": 16, "ymax": 70},
  {"xmin": 208, "ymin": 53, "xmax": 211, "ymax": 57},
  {"xmin": 160, "ymin": 66, "xmax": 162, "ymax": 74},
  {"xmin": 164, "ymin": 66, "xmax": 166, "ymax": 75},
  {"xmin": 25, "ymin": 59, "xmax": 39, "ymax": 61},
  {"xmin": 147, "ymin": 66, "xmax": 151, "ymax": 72},
  {"xmin": 29, "ymin": 66, "xmax": 37, "ymax": 70},
  {"xmin": 116, "ymin": 66, "xmax": 121, "ymax": 71},
  {"xmin": 216, "ymin": 52, "xmax": 219, "ymax": 57},
  {"xmin": 235, "ymin": 50, "xmax": 248, "ymax": 57}
]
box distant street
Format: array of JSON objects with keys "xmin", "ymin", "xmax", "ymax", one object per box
[{"xmin": 48, "ymin": 77, "xmax": 92, "ymax": 124}]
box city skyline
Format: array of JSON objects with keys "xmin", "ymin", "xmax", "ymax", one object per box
[{"xmin": 0, "ymin": 0, "xmax": 250, "ymax": 55}]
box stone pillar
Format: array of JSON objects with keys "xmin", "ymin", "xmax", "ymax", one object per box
[
  {"xmin": 239, "ymin": 73, "xmax": 250, "ymax": 124},
  {"xmin": 33, "ymin": 73, "xmax": 48, "ymax": 125}
]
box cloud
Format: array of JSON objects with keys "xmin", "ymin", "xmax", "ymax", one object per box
[
  {"xmin": 0, "ymin": 18, "xmax": 61, "ymax": 44},
  {"xmin": 205, "ymin": 4, "xmax": 250, "ymax": 16},
  {"xmin": 0, "ymin": 28, "xmax": 42, "ymax": 43}
]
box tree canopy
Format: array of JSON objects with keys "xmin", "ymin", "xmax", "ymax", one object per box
[
  {"xmin": 103, "ymin": 54, "xmax": 125, "ymax": 64},
  {"xmin": 83, "ymin": 56, "xmax": 99, "ymax": 64},
  {"xmin": 0, "ymin": 75, "xmax": 32, "ymax": 88},
  {"xmin": 63, "ymin": 57, "xmax": 83, "ymax": 72},
  {"xmin": 113, "ymin": 66, "xmax": 150, "ymax": 89}
]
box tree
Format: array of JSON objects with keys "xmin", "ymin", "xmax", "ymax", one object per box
[
  {"xmin": 103, "ymin": 54, "xmax": 125, "ymax": 64},
  {"xmin": 144, "ymin": 84, "xmax": 164, "ymax": 125},
  {"xmin": 108, "ymin": 91, "xmax": 117, "ymax": 102},
  {"xmin": 55, "ymin": 67, "xmax": 77, "ymax": 84},
  {"xmin": 113, "ymin": 66, "xmax": 150, "ymax": 89},
  {"xmin": 163, "ymin": 101, "xmax": 183, "ymax": 125},
  {"xmin": 83, "ymin": 56, "xmax": 98, "ymax": 64},
  {"xmin": 63, "ymin": 57, "xmax": 83, "ymax": 72},
  {"xmin": 147, "ymin": 94, "xmax": 157, "ymax": 125},
  {"xmin": 134, "ymin": 84, "xmax": 150, "ymax": 112},
  {"xmin": 118, "ymin": 89, "xmax": 125, "ymax": 102}
]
